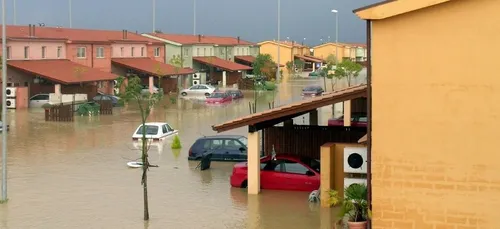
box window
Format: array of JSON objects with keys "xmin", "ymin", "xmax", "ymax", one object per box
[
  {"xmin": 6, "ymin": 46, "xmax": 10, "ymax": 59},
  {"xmin": 131, "ymin": 47, "xmax": 135, "ymax": 57},
  {"xmin": 220, "ymin": 48, "xmax": 224, "ymax": 55},
  {"xmin": 183, "ymin": 48, "xmax": 189, "ymax": 56},
  {"xmin": 154, "ymin": 47, "xmax": 161, "ymax": 57},
  {"xmin": 196, "ymin": 48, "xmax": 200, "ymax": 56},
  {"xmin": 57, "ymin": 46, "xmax": 62, "ymax": 58},
  {"xmin": 41, "ymin": 46, "xmax": 46, "ymax": 58},
  {"xmin": 24, "ymin": 46, "xmax": 29, "ymax": 59},
  {"xmin": 162, "ymin": 125, "xmax": 168, "ymax": 134},
  {"xmin": 135, "ymin": 125, "xmax": 159, "ymax": 135},
  {"xmin": 236, "ymin": 48, "xmax": 239, "ymax": 55},
  {"xmin": 96, "ymin": 47, "xmax": 104, "ymax": 58},
  {"xmin": 238, "ymin": 137, "xmax": 247, "ymax": 146},
  {"xmin": 283, "ymin": 160, "xmax": 310, "ymax": 175},
  {"xmin": 224, "ymin": 139, "xmax": 244, "ymax": 151},
  {"xmin": 198, "ymin": 85, "xmax": 208, "ymax": 90},
  {"xmin": 261, "ymin": 160, "xmax": 283, "ymax": 172},
  {"xmin": 209, "ymin": 139, "xmax": 223, "ymax": 150},
  {"xmin": 120, "ymin": 47, "xmax": 124, "ymax": 57},
  {"xmin": 203, "ymin": 48, "xmax": 206, "ymax": 56},
  {"xmin": 31, "ymin": 94, "xmax": 49, "ymax": 101},
  {"xmin": 77, "ymin": 47, "xmax": 86, "ymax": 58},
  {"xmin": 166, "ymin": 124, "xmax": 174, "ymax": 132},
  {"xmin": 141, "ymin": 47, "xmax": 145, "ymax": 57},
  {"xmin": 97, "ymin": 81, "xmax": 104, "ymax": 88},
  {"xmin": 210, "ymin": 48, "xmax": 213, "ymax": 56}
]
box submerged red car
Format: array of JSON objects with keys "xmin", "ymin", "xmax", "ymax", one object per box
[
  {"xmin": 327, "ymin": 112, "xmax": 367, "ymax": 127},
  {"xmin": 230, "ymin": 154, "xmax": 320, "ymax": 192},
  {"xmin": 206, "ymin": 92, "xmax": 232, "ymax": 104}
]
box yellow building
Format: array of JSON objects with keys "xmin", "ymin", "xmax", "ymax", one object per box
[
  {"xmin": 356, "ymin": 0, "xmax": 500, "ymax": 228},
  {"xmin": 258, "ymin": 40, "xmax": 324, "ymax": 71},
  {"xmin": 313, "ymin": 42, "xmax": 367, "ymax": 63}
]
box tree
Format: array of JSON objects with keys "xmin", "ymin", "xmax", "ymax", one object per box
[
  {"xmin": 169, "ymin": 55, "xmax": 185, "ymax": 91},
  {"xmin": 333, "ymin": 59, "xmax": 363, "ymax": 87},
  {"xmin": 293, "ymin": 59, "xmax": 305, "ymax": 74},
  {"xmin": 320, "ymin": 63, "xmax": 342, "ymax": 91},
  {"xmin": 153, "ymin": 64, "xmax": 165, "ymax": 95},
  {"xmin": 121, "ymin": 75, "xmax": 162, "ymax": 221},
  {"xmin": 325, "ymin": 54, "xmax": 338, "ymax": 65},
  {"xmin": 252, "ymin": 54, "xmax": 277, "ymax": 80}
]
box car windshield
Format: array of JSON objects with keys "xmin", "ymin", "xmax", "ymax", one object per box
[
  {"xmin": 208, "ymin": 93, "xmax": 226, "ymax": 98},
  {"xmin": 238, "ymin": 137, "xmax": 247, "ymax": 146},
  {"xmin": 300, "ymin": 157, "xmax": 320, "ymax": 173},
  {"xmin": 206, "ymin": 85, "xmax": 215, "ymax": 89},
  {"xmin": 304, "ymin": 86, "xmax": 319, "ymax": 91},
  {"xmin": 135, "ymin": 125, "xmax": 159, "ymax": 135}
]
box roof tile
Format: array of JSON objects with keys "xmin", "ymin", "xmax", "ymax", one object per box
[
  {"xmin": 111, "ymin": 58, "xmax": 194, "ymax": 76},
  {"xmin": 193, "ymin": 56, "xmax": 252, "ymax": 71}
]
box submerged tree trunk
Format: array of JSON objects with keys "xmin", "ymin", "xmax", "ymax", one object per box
[{"xmin": 139, "ymin": 102, "xmax": 150, "ymax": 221}]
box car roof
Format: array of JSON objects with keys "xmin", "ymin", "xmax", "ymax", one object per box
[
  {"xmin": 140, "ymin": 122, "xmax": 169, "ymax": 126},
  {"xmin": 198, "ymin": 135, "xmax": 245, "ymax": 140}
]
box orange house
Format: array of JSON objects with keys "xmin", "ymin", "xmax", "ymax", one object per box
[{"xmin": 355, "ymin": 0, "xmax": 500, "ymax": 228}]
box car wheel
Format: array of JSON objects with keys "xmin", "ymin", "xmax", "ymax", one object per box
[
  {"xmin": 181, "ymin": 92, "xmax": 187, "ymax": 96},
  {"xmin": 204, "ymin": 93, "xmax": 210, "ymax": 96},
  {"xmin": 241, "ymin": 180, "xmax": 248, "ymax": 188}
]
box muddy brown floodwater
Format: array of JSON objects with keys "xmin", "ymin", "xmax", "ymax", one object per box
[{"xmin": 0, "ymin": 79, "xmax": 342, "ymax": 229}]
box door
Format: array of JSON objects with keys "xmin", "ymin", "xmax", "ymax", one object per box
[
  {"xmin": 222, "ymin": 139, "xmax": 246, "ymax": 161},
  {"xmin": 260, "ymin": 159, "xmax": 287, "ymax": 190},
  {"xmin": 281, "ymin": 159, "xmax": 319, "ymax": 191},
  {"xmin": 29, "ymin": 94, "xmax": 49, "ymax": 108},
  {"xmin": 207, "ymin": 139, "xmax": 225, "ymax": 160}
]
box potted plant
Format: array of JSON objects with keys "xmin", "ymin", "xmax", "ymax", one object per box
[{"xmin": 336, "ymin": 183, "xmax": 371, "ymax": 229}]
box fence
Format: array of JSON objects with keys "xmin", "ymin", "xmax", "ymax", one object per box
[
  {"xmin": 45, "ymin": 104, "xmax": 74, "ymax": 122},
  {"xmin": 237, "ymin": 78, "xmax": 255, "ymax": 90},
  {"xmin": 263, "ymin": 125, "xmax": 366, "ymax": 159},
  {"xmin": 95, "ymin": 100, "xmax": 113, "ymax": 115}
]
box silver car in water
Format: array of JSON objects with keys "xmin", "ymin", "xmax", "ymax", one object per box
[{"xmin": 180, "ymin": 84, "xmax": 217, "ymax": 96}]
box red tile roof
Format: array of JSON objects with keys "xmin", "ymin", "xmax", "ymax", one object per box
[
  {"xmin": 234, "ymin": 55, "xmax": 256, "ymax": 64},
  {"xmin": 146, "ymin": 33, "xmax": 255, "ymax": 46},
  {"xmin": 212, "ymin": 85, "xmax": 367, "ymax": 132},
  {"xmin": 0, "ymin": 25, "xmax": 162, "ymax": 44},
  {"xmin": 193, "ymin": 56, "xmax": 252, "ymax": 71},
  {"xmin": 111, "ymin": 58, "xmax": 194, "ymax": 76},
  {"xmin": 295, "ymin": 55, "xmax": 326, "ymax": 63},
  {"xmin": 8, "ymin": 59, "xmax": 118, "ymax": 84}
]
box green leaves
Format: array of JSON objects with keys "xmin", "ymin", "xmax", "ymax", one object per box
[
  {"xmin": 252, "ymin": 54, "xmax": 276, "ymax": 78},
  {"xmin": 333, "ymin": 59, "xmax": 363, "ymax": 86},
  {"xmin": 337, "ymin": 183, "xmax": 370, "ymax": 223}
]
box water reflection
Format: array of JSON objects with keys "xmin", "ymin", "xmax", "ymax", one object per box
[{"xmin": 0, "ymin": 78, "xmax": 344, "ymax": 228}]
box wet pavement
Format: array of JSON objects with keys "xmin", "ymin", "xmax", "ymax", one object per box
[{"xmin": 0, "ymin": 76, "xmax": 360, "ymax": 229}]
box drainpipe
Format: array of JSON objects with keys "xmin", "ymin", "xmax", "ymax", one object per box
[
  {"xmin": 91, "ymin": 44, "xmax": 94, "ymax": 68},
  {"xmin": 366, "ymin": 19, "xmax": 373, "ymax": 229}
]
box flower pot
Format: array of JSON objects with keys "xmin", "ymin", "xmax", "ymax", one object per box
[{"xmin": 347, "ymin": 221, "xmax": 367, "ymax": 229}]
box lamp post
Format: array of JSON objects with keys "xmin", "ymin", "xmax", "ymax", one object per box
[
  {"xmin": 13, "ymin": 0, "xmax": 16, "ymax": 25},
  {"xmin": 331, "ymin": 9, "xmax": 338, "ymax": 62},
  {"xmin": 69, "ymin": 0, "xmax": 72, "ymax": 28},
  {"xmin": 276, "ymin": 0, "xmax": 281, "ymax": 85},
  {"xmin": 193, "ymin": 0, "xmax": 196, "ymax": 35},
  {"xmin": 1, "ymin": 0, "xmax": 8, "ymax": 202},
  {"xmin": 152, "ymin": 0, "xmax": 156, "ymax": 32}
]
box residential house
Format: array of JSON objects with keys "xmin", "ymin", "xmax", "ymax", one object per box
[
  {"xmin": 142, "ymin": 33, "xmax": 256, "ymax": 87},
  {"xmin": 258, "ymin": 40, "xmax": 324, "ymax": 72},
  {"xmin": 312, "ymin": 42, "xmax": 367, "ymax": 63},
  {"xmin": 355, "ymin": 0, "xmax": 500, "ymax": 228}
]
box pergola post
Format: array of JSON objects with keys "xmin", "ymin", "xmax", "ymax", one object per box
[
  {"xmin": 54, "ymin": 84, "xmax": 61, "ymax": 96},
  {"xmin": 247, "ymin": 130, "xmax": 261, "ymax": 195},
  {"xmin": 343, "ymin": 100, "xmax": 351, "ymax": 126},
  {"xmin": 309, "ymin": 109, "xmax": 318, "ymax": 125},
  {"xmin": 320, "ymin": 143, "xmax": 335, "ymax": 207},
  {"xmin": 149, "ymin": 76, "xmax": 154, "ymax": 94},
  {"xmin": 222, "ymin": 71, "xmax": 227, "ymax": 87}
]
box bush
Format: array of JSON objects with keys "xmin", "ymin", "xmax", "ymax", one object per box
[
  {"xmin": 77, "ymin": 102, "xmax": 100, "ymax": 116},
  {"xmin": 264, "ymin": 81, "xmax": 276, "ymax": 91},
  {"xmin": 171, "ymin": 135, "xmax": 182, "ymax": 149}
]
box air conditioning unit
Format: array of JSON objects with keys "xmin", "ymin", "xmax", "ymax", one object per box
[
  {"xmin": 343, "ymin": 147, "xmax": 368, "ymax": 174},
  {"xmin": 6, "ymin": 98, "xmax": 16, "ymax": 109},
  {"xmin": 344, "ymin": 178, "xmax": 367, "ymax": 197},
  {"xmin": 6, "ymin": 87, "xmax": 17, "ymax": 97},
  {"xmin": 192, "ymin": 80, "xmax": 200, "ymax": 85},
  {"xmin": 193, "ymin": 73, "xmax": 201, "ymax": 80}
]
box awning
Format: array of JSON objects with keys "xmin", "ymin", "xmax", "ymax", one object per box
[
  {"xmin": 112, "ymin": 58, "xmax": 194, "ymax": 76},
  {"xmin": 234, "ymin": 55, "xmax": 256, "ymax": 64},
  {"xmin": 294, "ymin": 55, "xmax": 325, "ymax": 63},
  {"xmin": 212, "ymin": 84, "xmax": 367, "ymax": 132},
  {"xmin": 193, "ymin": 56, "xmax": 252, "ymax": 71},
  {"xmin": 8, "ymin": 59, "xmax": 118, "ymax": 85}
]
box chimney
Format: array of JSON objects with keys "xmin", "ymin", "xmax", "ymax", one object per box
[
  {"xmin": 124, "ymin": 30, "xmax": 128, "ymax": 39},
  {"xmin": 198, "ymin": 34, "xmax": 201, "ymax": 42},
  {"xmin": 237, "ymin": 36, "xmax": 240, "ymax": 43},
  {"xmin": 32, "ymin": 25, "xmax": 36, "ymax": 37},
  {"xmin": 28, "ymin": 24, "xmax": 32, "ymax": 37}
]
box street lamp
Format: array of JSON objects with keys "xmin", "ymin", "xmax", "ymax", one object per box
[
  {"xmin": 331, "ymin": 9, "xmax": 339, "ymax": 62},
  {"xmin": 193, "ymin": 0, "xmax": 196, "ymax": 35},
  {"xmin": 1, "ymin": 0, "xmax": 8, "ymax": 201},
  {"xmin": 69, "ymin": 0, "xmax": 72, "ymax": 28},
  {"xmin": 152, "ymin": 0, "xmax": 156, "ymax": 32},
  {"xmin": 276, "ymin": 0, "xmax": 281, "ymax": 85},
  {"xmin": 13, "ymin": 0, "xmax": 16, "ymax": 25}
]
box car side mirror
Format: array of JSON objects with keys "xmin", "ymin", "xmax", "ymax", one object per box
[
  {"xmin": 306, "ymin": 171, "xmax": 315, "ymax": 176},
  {"xmin": 239, "ymin": 147, "xmax": 246, "ymax": 152}
]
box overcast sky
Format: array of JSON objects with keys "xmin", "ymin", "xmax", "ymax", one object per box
[{"xmin": 6, "ymin": 0, "xmax": 379, "ymax": 45}]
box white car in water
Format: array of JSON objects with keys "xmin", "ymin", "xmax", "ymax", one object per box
[
  {"xmin": 132, "ymin": 122, "xmax": 178, "ymax": 141},
  {"xmin": 180, "ymin": 84, "xmax": 217, "ymax": 96}
]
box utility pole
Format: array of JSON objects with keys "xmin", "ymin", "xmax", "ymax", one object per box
[
  {"xmin": 2, "ymin": 0, "xmax": 9, "ymax": 202},
  {"xmin": 276, "ymin": 0, "xmax": 280, "ymax": 84},
  {"xmin": 69, "ymin": 0, "xmax": 72, "ymax": 28},
  {"xmin": 13, "ymin": 0, "xmax": 16, "ymax": 25},
  {"xmin": 152, "ymin": 0, "xmax": 156, "ymax": 32},
  {"xmin": 193, "ymin": 0, "xmax": 196, "ymax": 35}
]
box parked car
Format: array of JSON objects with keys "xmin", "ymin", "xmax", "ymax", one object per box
[
  {"xmin": 226, "ymin": 89, "xmax": 244, "ymax": 99},
  {"xmin": 180, "ymin": 84, "xmax": 217, "ymax": 96},
  {"xmin": 302, "ymin": 86, "xmax": 324, "ymax": 96},
  {"xmin": 206, "ymin": 92, "xmax": 232, "ymax": 104},
  {"xmin": 327, "ymin": 112, "xmax": 367, "ymax": 127},
  {"xmin": 132, "ymin": 122, "xmax": 178, "ymax": 141},
  {"xmin": 29, "ymin": 93, "xmax": 50, "ymax": 108},
  {"xmin": 188, "ymin": 135, "xmax": 257, "ymax": 162},
  {"xmin": 141, "ymin": 85, "xmax": 159, "ymax": 94},
  {"xmin": 92, "ymin": 94, "xmax": 120, "ymax": 106},
  {"xmin": 0, "ymin": 121, "xmax": 10, "ymax": 132},
  {"xmin": 230, "ymin": 154, "xmax": 321, "ymax": 192}
]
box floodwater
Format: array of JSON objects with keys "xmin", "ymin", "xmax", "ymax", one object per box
[{"xmin": 0, "ymin": 76, "xmax": 362, "ymax": 229}]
